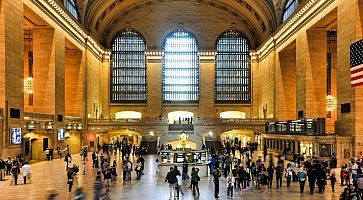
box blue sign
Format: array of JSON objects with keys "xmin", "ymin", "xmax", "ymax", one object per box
[{"xmin": 11, "ymin": 128, "xmax": 22, "ymax": 144}]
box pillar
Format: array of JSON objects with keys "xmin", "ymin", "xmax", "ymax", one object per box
[
  {"xmin": 199, "ymin": 52, "xmax": 215, "ymax": 118},
  {"xmin": 336, "ymin": 0, "xmax": 363, "ymax": 156},
  {"xmin": 296, "ymin": 30, "xmax": 327, "ymax": 118},
  {"xmin": 146, "ymin": 53, "xmax": 162, "ymax": 118},
  {"xmin": 0, "ymin": 0, "xmax": 24, "ymax": 157}
]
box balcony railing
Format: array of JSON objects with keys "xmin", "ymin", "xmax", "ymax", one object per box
[{"xmin": 87, "ymin": 117, "xmax": 272, "ymax": 125}]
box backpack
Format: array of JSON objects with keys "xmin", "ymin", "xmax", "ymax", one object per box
[
  {"xmin": 298, "ymin": 171, "xmax": 307, "ymax": 181},
  {"xmin": 276, "ymin": 165, "xmax": 283, "ymax": 176},
  {"xmin": 167, "ymin": 172, "xmax": 177, "ymax": 184}
]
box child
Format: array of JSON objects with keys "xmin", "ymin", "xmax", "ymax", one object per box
[
  {"xmin": 330, "ymin": 173, "xmax": 336, "ymax": 192},
  {"xmin": 227, "ymin": 173, "xmax": 235, "ymax": 199}
]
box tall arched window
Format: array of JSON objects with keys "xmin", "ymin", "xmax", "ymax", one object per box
[
  {"xmin": 163, "ymin": 29, "xmax": 199, "ymax": 103},
  {"xmin": 282, "ymin": 0, "xmax": 299, "ymax": 22},
  {"xmin": 64, "ymin": 0, "xmax": 79, "ymax": 20},
  {"xmin": 110, "ymin": 29, "xmax": 147, "ymax": 103},
  {"xmin": 215, "ymin": 29, "xmax": 251, "ymax": 103}
]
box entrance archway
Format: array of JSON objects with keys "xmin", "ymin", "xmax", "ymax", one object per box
[{"xmin": 221, "ymin": 129, "xmax": 254, "ymax": 147}]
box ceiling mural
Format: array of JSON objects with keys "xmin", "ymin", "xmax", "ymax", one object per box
[{"xmin": 73, "ymin": 0, "xmax": 289, "ymax": 48}]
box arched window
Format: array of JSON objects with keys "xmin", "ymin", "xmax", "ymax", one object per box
[
  {"xmin": 64, "ymin": 0, "xmax": 79, "ymax": 20},
  {"xmin": 163, "ymin": 29, "xmax": 199, "ymax": 103},
  {"xmin": 110, "ymin": 29, "xmax": 147, "ymax": 103},
  {"xmin": 215, "ymin": 29, "xmax": 251, "ymax": 103},
  {"xmin": 282, "ymin": 0, "xmax": 299, "ymax": 22}
]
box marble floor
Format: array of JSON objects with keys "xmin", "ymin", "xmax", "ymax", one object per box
[{"xmin": 0, "ymin": 154, "xmax": 345, "ymax": 200}]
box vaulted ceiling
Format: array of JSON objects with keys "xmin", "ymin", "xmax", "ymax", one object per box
[{"xmin": 74, "ymin": 0, "xmax": 289, "ymax": 49}]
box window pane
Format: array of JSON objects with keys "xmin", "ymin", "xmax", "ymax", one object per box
[
  {"xmin": 163, "ymin": 30, "xmax": 199, "ymax": 103},
  {"xmin": 110, "ymin": 29, "xmax": 147, "ymax": 103},
  {"xmin": 64, "ymin": 0, "xmax": 79, "ymax": 20},
  {"xmin": 215, "ymin": 29, "xmax": 251, "ymax": 103},
  {"xmin": 282, "ymin": 0, "xmax": 298, "ymax": 22}
]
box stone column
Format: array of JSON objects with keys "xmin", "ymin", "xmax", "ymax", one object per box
[
  {"xmin": 296, "ymin": 30, "xmax": 327, "ymax": 118},
  {"xmin": 199, "ymin": 51, "xmax": 216, "ymax": 118},
  {"xmin": 336, "ymin": 0, "xmax": 363, "ymax": 156},
  {"xmin": 0, "ymin": 0, "xmax": 24, "ymax": 157},
  {"xmin": 146, "ymin": 51, "xmax": 163, "ymax": 118}
]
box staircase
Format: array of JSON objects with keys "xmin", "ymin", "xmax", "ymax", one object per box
[
  {"xmin": 140, "ymin": 140, "xmax": 158, "ymax": 154},
  {"xmin": 205, "ymin": 140, "xmax": 224, "ymax": 153}
]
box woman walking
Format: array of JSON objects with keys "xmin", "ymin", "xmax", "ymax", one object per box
[
  {"xmin": 67, "ymin": 168, "xmax": 75, "ymax": 193},
  {"xmin": 10, "ymin": 163, "xmax": 19, "ymax": 186},
  {"xmin": 286, "ymin": 163, "xmax": 293, "ymax": 187}
]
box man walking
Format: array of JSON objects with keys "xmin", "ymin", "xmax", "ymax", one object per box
[
  {"xmin": 0, "ymin": 159, "xmax": 6, "ymax": 181},
  {"xmin": 213, "ymin": 166, "xmax": 221, "ymax": 199},
  {"xmin": 94, "ymin": 171, "xmax": 103, "ymax": 200}
]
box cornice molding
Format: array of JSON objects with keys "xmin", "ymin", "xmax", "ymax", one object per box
[
  {"xmin": 33, "ymin": 0, "xmax": 107, "ymax": 60},
  {"xmin": 256, "ymin": 0, "xmax": 335, "ymax": 60}
]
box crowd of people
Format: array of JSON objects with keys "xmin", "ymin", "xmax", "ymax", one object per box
[
  {"xmin": 0, "ymin": 153, "xmax": 31, "ymax": 186},
  {"xmin": 4, "ymin": 137, "xmax": 363, "ymax": 200}
]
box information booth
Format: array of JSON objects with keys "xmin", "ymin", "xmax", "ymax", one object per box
[{"xmin": 158, "ymin": 150, "xmax": 209, "ymax": 177}]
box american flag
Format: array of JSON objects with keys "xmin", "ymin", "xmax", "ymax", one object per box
[{"xmin": 351, "ymin": 39, "xmax": 363, "ymax": 87}]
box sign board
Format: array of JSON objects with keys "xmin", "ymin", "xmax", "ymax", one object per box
[
  {"xmin": 11, "ymin": 128, "xmax": 22, "ymax": 144},
  {"xmin": 27, "ymin": 121, "xmax": 37, "ymax": 130},
  {"xmin": 45, "ymin": 121, "xmax": 54, "ymax": 130}
]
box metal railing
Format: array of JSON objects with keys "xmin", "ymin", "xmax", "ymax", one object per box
[
  {"xmin": 24, "ymin": 112, "xmax": 54, "ymax": 120},
  {"xmin": 87, "ymin": 117, "xmax": 272, "ymax": 125}
]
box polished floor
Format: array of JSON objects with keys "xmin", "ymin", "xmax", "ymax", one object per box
[{"xmin": 0, "ymin": 153, "xmax": 345, "ymax": 200}]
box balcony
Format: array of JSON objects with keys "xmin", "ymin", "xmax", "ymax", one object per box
[{"xmin": 87, "ymin": 117, "xmax": 271, "ymax": 133}]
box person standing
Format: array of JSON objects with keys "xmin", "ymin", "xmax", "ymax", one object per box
[
  {"xmin": 213, "ymin": 166, "xmax": 221, "ymax": 199},
  {"xmin": 6, "ymin": 158, "xmax": 12, "ymax": 176},
  {"xmin": 135, "ymin": 161, "xmax": 142, "ymax": 180},
  {"xmin": 275, "ymin": 162, "xmax": 283, "ymax": 189},
  {"xmin": 329, "ymin": 172, "xmax": 336, "ymax": 192},
  {"xmin": 21, "ymin": 161, "xmax": 31, "ymax": 184},
  {"xmin": 182, "ymin": 160, "xmax": 188, "ymax": 181},
  {"xmin": 165, "ymin": 167, "xmax": 177, "ymax": 200},
  {"xmin": 57, "ymin": 147, "xmax": 62, "ymax": 159},
  {"xmin": 286, "ymin": 163, "xmax": 293, "ymax": 187},
  {"xmin": 0, "ymin": 158, "xmax": 5, "ymax": 181},
  {"xmin": 104, "ymin": 166, "xmax": 112, "ymax": 192},
  {"xmin": 173, "ymin": 166, "xmax": 184, "ymax": 197},
  {"xmin": 94, "ymin": 171, "xmax": 103, "ymax": 200},
  {"xmin": 267, "ymin": 162, "xmax": 274, "ymax": 189},
  {"xmin": 67, "ymin": 168, "xmax": 75, "ymax": 193},
  {"xmin": 307, "ymin": 166, "xmax": 316, "ymax": 195},
  {"xmin": 10, "ymin": 163, "xmax": 19, "ymax": 186},
  {"xmin": 191, "ymin": 168, "xmax": 200, "ymax": 195},
  {"xmin": 45, "ymin": 148, "xmax": 50, "ymax": 161},
  {"xmin": 92, "ymin": 151, "xmax": 97, "ymax": 167},
  {"xmin": 297, "ymin": 168, "xmax": 307, "ymax": 193},
  {"xmin": 227, "ymin": 173, "xmax": 235, "ymax": 199}
]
